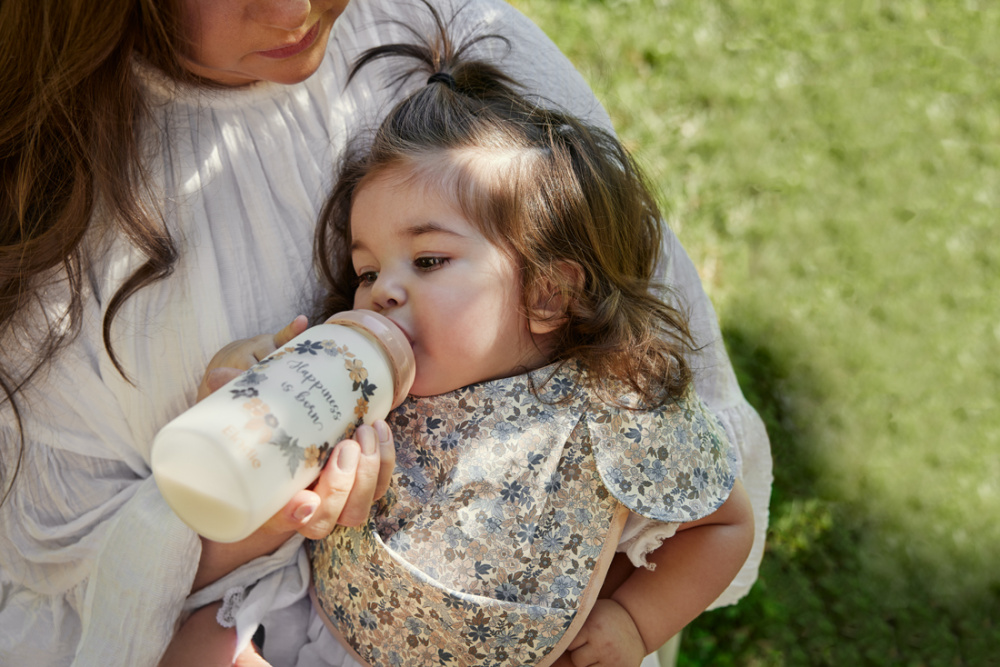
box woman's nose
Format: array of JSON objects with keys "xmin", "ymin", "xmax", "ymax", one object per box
[{"xmin": 247, "ymin": 0, "xmax": 311, "ymax": 31}]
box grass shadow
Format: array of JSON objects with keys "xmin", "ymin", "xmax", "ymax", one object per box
[{"xmin": 681, "ymin": 324, "xmax": 999, "ymax": 666}]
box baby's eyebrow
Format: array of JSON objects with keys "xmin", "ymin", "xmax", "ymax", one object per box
[
  {"xmin": 350, "ymin": 220, "xmax": 468, "ymax": 253},
  {"xmin": 405, "ymin": 221, "xmax": 467, "ymax": 239}
]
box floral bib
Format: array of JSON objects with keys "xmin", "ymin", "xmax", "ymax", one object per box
[{"xmin": 309, "ymin": 363, "xmax": 735, "ymax": 667}]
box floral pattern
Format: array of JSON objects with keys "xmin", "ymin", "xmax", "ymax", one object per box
[
  {"xmin": 309, "ymin": 361, "xmax": 735, "ymax": 667},
  {"xmin": 227, "ymin": 338, "xmax": 376, "ymax": 477}
]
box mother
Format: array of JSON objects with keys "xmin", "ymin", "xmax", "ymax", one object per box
[{"xmin": 0, "ymin": 1, "xmax": 771, "ymax": 665}]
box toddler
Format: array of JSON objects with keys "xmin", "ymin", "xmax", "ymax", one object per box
[{"xmin": 304, "ymin": 16, "xmax": 754, "ymax": 667}]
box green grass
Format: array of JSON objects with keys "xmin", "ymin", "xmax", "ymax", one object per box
[{"xmin": 510, "ymin": 1, "xmax": 1000, "ymax": 664}]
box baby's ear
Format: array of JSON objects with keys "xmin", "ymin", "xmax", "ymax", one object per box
[{"xmin": 527, "ymin": 260, "xmax": 584, "ymax": 336}]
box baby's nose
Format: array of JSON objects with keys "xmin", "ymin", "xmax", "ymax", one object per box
[{"xmin": 372, "ymin": 277, "xmax": 405, "ymax": 311}]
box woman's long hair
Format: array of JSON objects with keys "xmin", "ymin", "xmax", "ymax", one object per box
[
  {"xmin": 0, "ymin": 0, "xmax": 196, "ymax": 503},
  {"xmin": 316, "ymin": 1, "xmax": 695, "ymax": 409}
]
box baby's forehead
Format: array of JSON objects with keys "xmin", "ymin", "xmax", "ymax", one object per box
[{"xmin": 370, "ymin": 146, "xmax": 541, "ymax": 194}]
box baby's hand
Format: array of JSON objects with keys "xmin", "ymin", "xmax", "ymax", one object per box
[
  {"xmin": 561, "ymin": 599, "xmax": 646, "ymax": 667},
  {"xmin": 196, "ymin": 315, "xmax": 309, "ymax": 401}
]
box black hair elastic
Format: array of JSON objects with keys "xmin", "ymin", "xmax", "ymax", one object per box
[{"xmin": 427, "ymin": 71, "xmax": 457, "ymax": 90}]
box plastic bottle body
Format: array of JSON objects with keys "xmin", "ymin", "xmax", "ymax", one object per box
[{"xmin": 151, "ymin": 312, "xmax": 413, "ymax": 542}]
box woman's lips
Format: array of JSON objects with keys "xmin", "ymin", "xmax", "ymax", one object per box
[{"xmin": 257, "ymin": 21, "xmax": 320, "ymax": 59}]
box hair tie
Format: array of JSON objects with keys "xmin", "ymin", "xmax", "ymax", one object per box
[{"xmin": 427, "ymin": 71, "xmax": 457, "ymax": 90}]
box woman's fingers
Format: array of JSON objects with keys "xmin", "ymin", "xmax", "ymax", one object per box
[
  {"xmin": 334, "ymin": 425, "xmax": 383, "ymax": 527},
  {"xmin": 290, "ymin": 440, "xmax": 361, "ymax": 540},
  {"xmin": 275, "ymin": 423, "xmax": 392, "ymax": 539},
  {"xmin": 372, "ymin": 420, "xmax": 395, "ymax": 500},
  {"xmin": 273, "ymin": 314, "xmax": 308, "ymax": 348}
]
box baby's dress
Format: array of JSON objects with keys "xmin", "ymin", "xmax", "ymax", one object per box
[{"xmin": 309, "ymin": 362, "xmax": 736, "ymax": 667}]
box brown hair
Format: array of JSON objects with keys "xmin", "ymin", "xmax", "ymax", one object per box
[
  {"xmin": 316, "ymin": 2, "xmax": 694, "ymax": 407},
  {"xmin": 0, "ymin": 0, "xmax": 201, "ymax": 503}
]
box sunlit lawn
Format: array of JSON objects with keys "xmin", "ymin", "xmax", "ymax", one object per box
[{"xmin": 511, "ymin": 1, "xmax": 1000, "ymax": 664}]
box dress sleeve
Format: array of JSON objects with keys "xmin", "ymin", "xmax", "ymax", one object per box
[
  {"xmin": 657, "ymin": 230, "xmax": 774, "ymax": 608},
  {"xmin": 0, "ymin": 277, "xmax": 302, "ymax": 666},
  {"xmin": 0, "ymin": 290, "xmax": 202, "ymax": 666}
]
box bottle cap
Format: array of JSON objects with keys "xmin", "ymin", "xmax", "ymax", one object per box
[{"xmin": 324, "ymin": 310, "xmax": 415, "ymax": 409}]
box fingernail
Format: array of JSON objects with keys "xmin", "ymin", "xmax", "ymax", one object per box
[
  {"xmin": 374, "ymin": 420, "xmax": 390, "ymax": 443},
  {"xmin": 336, "ymin": 441, "xmax": 360, "ymax": 471},
  {"xmin": 358, "ymin": 426, "xmax": 377, "ymax": 455},
  {"xmin": 293, "ymin": 502, "xmax": 318, "ymax": 522}
]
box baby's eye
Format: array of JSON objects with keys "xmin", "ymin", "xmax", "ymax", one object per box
[
  {"xmin": 414, "ymin": 256, "xmax": 448, "ymax": 271},
  {"xmin": 356, "ymin": 271, "xmax": 378, "ymax": 287}
]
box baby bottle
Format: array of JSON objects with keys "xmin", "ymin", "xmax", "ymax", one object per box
[{"xmin": 151, "ymin": 310, "xmax": 414, "ymax": 543}]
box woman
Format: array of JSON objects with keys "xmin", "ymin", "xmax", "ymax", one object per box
[{"xmin": 0, "ymin": 1, "xmax": 771, "ymax": 665}]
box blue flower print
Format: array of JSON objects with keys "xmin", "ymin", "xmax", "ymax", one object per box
[
  {"xmin": 474, "ymin": 561, "xmax": 493, "ymax": 580},
  {"xmin": 237, "ymin": 369, "xmax": 267, "ymax": 387},
  {"xmin": 500, "ymin": 480, "xmax": 528, "ymax": 506},
  {"xmin": 550, "ymin": 376, "xmax": 575, "ymax": 398},
  {"xmin": 516, "ymin": 521, "xmax": 537, "ymax": 545},
  {"xmin": 440, "ymin": 431, "xmax": 460, "ymax": 451},
  {"xmin": 359, "ymin": 610, "xmax": 378, "ymax": 630},
  {"xmin": 572, "ymin": 506, "xmax": 593, "ymax": 525},
  {"xmin": 534, "ymin": 408, "xmax": 556, "ymax": 424},
  {"xmin": 404, "ymin": 616, "xmax": 427, "ymax": 637},
  {"xmin": 494, "ymin": 582, "xmax": 519, "ymax": 602},
  {"xmin": 467, "ymin": 620, "xmax": 491, "ymax": 643},
  {"xmin": 481, "ymin": 383, "xmax": 508, "ymax": 402},
  {"xmin": 443, "ymin": 526, "xmax": 467, "ymax": 549},
  {"xmin": 484, "ymin": 516, "xmax": 504, "ymax": 535},
  {"xmin": 490, "ymin": 420, "xmax": 519, "ymax": 442},
  {"xmin": 294, "ymin": 340, "xmax": 324, "ymax": 355},
  {"xmin": 229, "ymin": 386, "xmax": 259, "ymax": 399},
  {"xmin": 549, "ymin": 575, "xmax": 578, "ymax": 599},
  {"xmin": 539, "ymin": 532, "xmax": 565, "ymax": 552},
  {"xmin": 646, "ymin": 458, "xmax": 669, "ymax": 483},
  {"xmin": 603, "ymin": 466, "xmax": 625, "ymax": 489},
  {"xmin": 386, "ymin": 530, "xmax": 412, "ymax": 554},
  {"xmin": 543, "ymin": 474, "xmax": 561, "ymax": 494},
  {"xmin": 494, "ymin": 626, "xmax": 520, "ymax": 648}
]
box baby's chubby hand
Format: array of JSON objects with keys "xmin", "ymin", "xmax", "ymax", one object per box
[
  {"xmin": 196, "ymin": 315, "xmax": 310, "ymax": 402},
  {"xmin": 553, "ymin": 599, "xmax": 646, "ymax": 667}
]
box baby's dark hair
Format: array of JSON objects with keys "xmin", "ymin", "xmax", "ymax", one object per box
[{"xmin": 316, "ymin": 1, "xmax": 694, "ymax": 406}]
